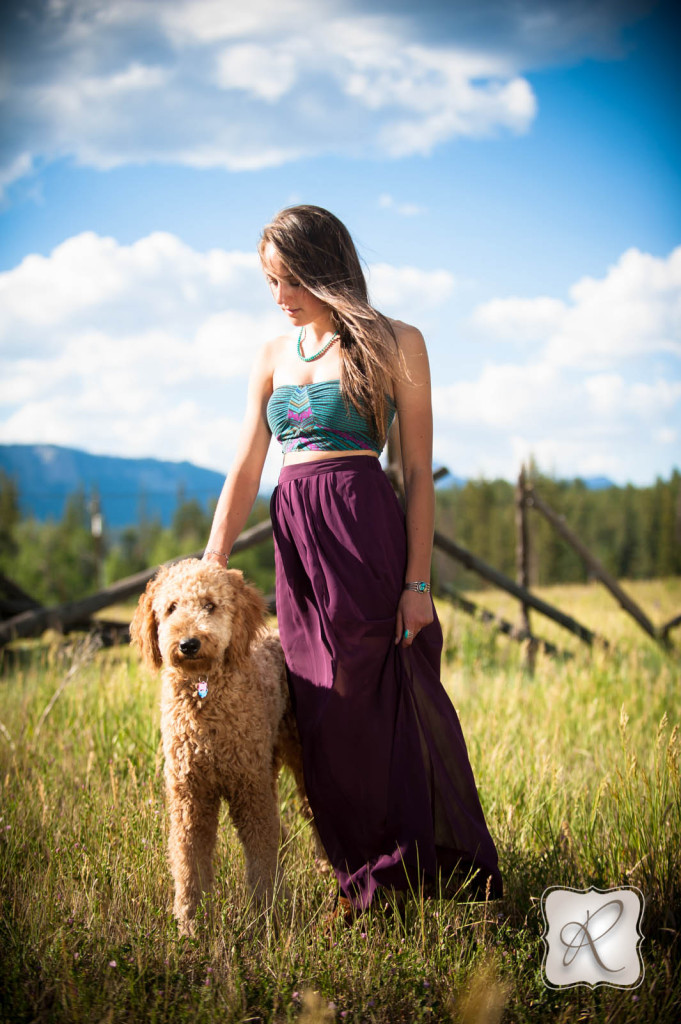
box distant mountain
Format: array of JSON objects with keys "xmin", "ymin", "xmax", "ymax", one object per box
[
  {"xmin": 583, "ymin": 476, "xmax": 613, "ymax": 491},
  {"xmin": 433, "ymin": 468, "xmax": 614, "ymax": 491},
  {"xmin": 0, "ymin": 443, "xmax": 614, "ymax": 529},
  {"xmin": 0, "ymin": 444, "xmax": 226, "ymax": 528}
]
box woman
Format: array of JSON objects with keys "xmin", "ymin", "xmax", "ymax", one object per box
[{"xmin": 204, "ymin": 205, "xmax": 502, "ymax": 915}]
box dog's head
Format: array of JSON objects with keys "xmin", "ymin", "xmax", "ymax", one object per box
[{"xmin": 130, "ymin": 558, "xmax": 266, "ymax": 675}]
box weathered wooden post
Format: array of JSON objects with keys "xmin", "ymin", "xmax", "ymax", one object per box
[
  {"xmin": 89, "ymin": 488, "xmax": 104, "ymax": 590},
  {"xmin": 515, "ymin": 464, "xmax": 537, "ymax": 671}
]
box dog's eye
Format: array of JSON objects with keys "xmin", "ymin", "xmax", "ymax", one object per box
[
  {"xmin": 166, "ymin": 602, "xmax": 177, "ymax": 616},
  {"xmin": 203, "ymin": 602, "xmax": 215, "ymax": 614}
]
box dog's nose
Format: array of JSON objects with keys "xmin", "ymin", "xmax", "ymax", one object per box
[{"xmin": 179, "ymin": 637, "xmax": 201, "ymax": 657}]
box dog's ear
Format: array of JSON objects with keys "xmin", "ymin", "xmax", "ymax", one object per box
[
  {"xmin": 225, "ymin": 570, "xmax": 266, "ymax": 666},
  {"xmin": 130, "ymin": 573, "xmax": 163, "ymax": 670}
]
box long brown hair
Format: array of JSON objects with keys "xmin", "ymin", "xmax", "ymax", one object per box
[{"xmin": 259, "ymin": 205, "xmax": 405, "ymax": 441}]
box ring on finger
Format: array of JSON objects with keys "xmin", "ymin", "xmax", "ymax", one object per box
[{"xmin": 403, "ymin": 628, "xmax": 415, "ymax": 640}]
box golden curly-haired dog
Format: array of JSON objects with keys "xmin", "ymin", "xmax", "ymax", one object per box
[{"xmin": 130, "ymin": 558, "xmax": 319, "ymax": 935}]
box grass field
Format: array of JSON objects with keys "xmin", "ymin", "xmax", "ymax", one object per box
[{"xmin": 1, "ymin": 578, "xmax": 679, "ymax": 1023}]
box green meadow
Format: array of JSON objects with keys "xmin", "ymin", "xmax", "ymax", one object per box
[{"xmin": 1, "ymin": 579, "xmax": 679, "ymax": 1023}]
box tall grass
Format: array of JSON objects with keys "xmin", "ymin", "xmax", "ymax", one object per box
[{"xmin": 1, "ymin": 579, "xmax": 679, "ymax": 1023}]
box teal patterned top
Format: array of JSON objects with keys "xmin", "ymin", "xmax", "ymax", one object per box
[{"xmin": 266, "ymin": 379, "xmax": 396, "ymax": 455}]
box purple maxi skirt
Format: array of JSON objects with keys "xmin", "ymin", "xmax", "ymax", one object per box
[{"xmin": 271, "ymin": 455, "xmax": 502, "ymax": 910}]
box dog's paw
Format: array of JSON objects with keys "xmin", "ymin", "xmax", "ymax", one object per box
[{"xmin": 176, "ymin": 917, "xmax": 196, "ymax": 938}]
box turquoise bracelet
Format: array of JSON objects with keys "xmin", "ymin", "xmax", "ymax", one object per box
[{"xmin": 404, "ymin": 581, "xmax": 430, "ymax": 594}]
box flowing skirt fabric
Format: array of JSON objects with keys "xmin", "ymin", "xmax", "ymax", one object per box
[{"xmin": 271, "ymin": 455, "xmax": 502, "ymax": 910}]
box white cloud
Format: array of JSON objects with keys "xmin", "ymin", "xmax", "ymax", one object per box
[
  {"xmin": 585, "ymin": 374, "xmax": 681, "ymax": 418},
  {"xmin": 2, "ymin": 228, "xmax": 676, "ymax": 486},
  {"xmin": 0, "ymin": 232, "xmax": 262, "ymax": 339},
  {"xmin": 509, "ymin": 434, "xmax": 627, "ymax": 481},
  {"xmin": 469, "ymin": 295, "xmax": 566, "ymax": 343},
  {"xmin": 628, "ymin": 379, "xmax": 681, "ymax": 417},
  {"xmin": 583, "ymin": 373, "xmax": 626, "ymax": 416},
  {"xmin": 376, "ymin": 70, "xmax": 536, "ymax": 157},
  {"xmin": 378, "ymin": 194, "xmax": 427, "ymax": 217},
  {"xmin": 215, "ymin": 44, "xmax": 299, "ymax": 102},
  {"xmin": 432, "ymin": 360, "xmax": 569, "ymax": 431},
  {"xmin": 1, "ymin": 0, "xmax": 654, "ymax": 191},
  {"xmin": 0, "ymin": 230, "xmax": 455, "ymax": 472},
  {"xmin": 156, "ymin": 0, "xmax": 651, "ymax": 62},
  {"xmin": 547, "ymin": 247, "xmax": 681, "ymax": 369},
  {"xmin": 336, "ymin": 31, "xmax": 537, "ymax": 153},
  {"xmin": 0, "ymin": 232, "xmax": 278, "ymax": 469},
  {"xmin": 0, "ymin": 152, "xmax": 35, "ymax": 201},
  {"xmin": 470, "ymin": 246, "xmax": 681, "ymax": 369},
  {"xmin": 367, "ymin": 263, "xmax": 457, "ymax": 313},
  {"xmin": 158, "ymin": 0, "xmax": 323, "ymax": 46},
  {"xmin": 1, "ymin": 0, "xmax": 541, "ymax": 185},
  {"xmin": 431, "ymin": 245, "xmax": 681, "ymax": 483}
]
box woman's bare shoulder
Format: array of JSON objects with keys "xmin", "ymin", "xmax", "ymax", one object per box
[
  {"xmin": 386, "ymin": 318, "xmax": 427, "ymax": 353},
  {"xmin": 253, "ymin": 332, "xmax": 290, "ymax": 376},
  {"xmin": 263, "ymin": 331, "xmax": 291, "ymax": 359},
  {"xmin": 386, "ymin": 319, "xmax": 430, "ymax": 392}
]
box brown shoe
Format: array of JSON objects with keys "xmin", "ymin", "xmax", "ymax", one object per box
[
  {"xmin": 322, "ymin": 894, "xmax": 359, "ymax": 941},
  {"xmin": 336, "ymin": 895, "xmax": 357, "ymax": 925}
]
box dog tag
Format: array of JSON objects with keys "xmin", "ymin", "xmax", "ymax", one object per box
[{"xmin": 197, "ymin": 678, "xmax": 208, "ymax": 699}]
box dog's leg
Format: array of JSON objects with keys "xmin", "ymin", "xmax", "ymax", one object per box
[
  {"xmin": 228, "ymin": 778, "xmax": 282, "ymax": 903},
  {"xmin": 166, "ymin": 781, "xmax": 220, "ymax": 935}
]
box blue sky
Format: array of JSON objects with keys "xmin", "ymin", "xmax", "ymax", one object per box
[{"xmin": 0, "ymin": 0, "xmax": 679, "ymax": 487}]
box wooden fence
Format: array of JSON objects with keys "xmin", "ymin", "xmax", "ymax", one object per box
[{"xmin": 1, "ymin": 458, "xmax": 679, "ymax": 656}]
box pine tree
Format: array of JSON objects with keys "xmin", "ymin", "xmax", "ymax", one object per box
[{"xmin": 0, "ymin": 470, "xmax": 20, "ymax": 563}]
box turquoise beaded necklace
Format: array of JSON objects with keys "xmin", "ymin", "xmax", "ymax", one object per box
[{"xmin": 297, "ymin": 327, "xmax": 339, "ymax": 362}]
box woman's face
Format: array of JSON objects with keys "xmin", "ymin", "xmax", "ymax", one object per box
[{"xmin": 261, "ymin": 242, "xmax": 331, "ymax": 330}]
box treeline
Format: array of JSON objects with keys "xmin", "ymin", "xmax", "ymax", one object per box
[
  {"xmin": 0, "ymin": 474, "xmax": 274, "ymax": 606},
  {"xmin": 1, "ymin": 468, "xmax": 679, "ymax": 608},
  {"xmin": 434, "ymin": 466, "xmax": 681, "ymax": 591}
]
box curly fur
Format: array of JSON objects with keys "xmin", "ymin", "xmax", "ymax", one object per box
[{"xmin": 130, "ymin": 558, "xmax": 322, "ymax": 935}]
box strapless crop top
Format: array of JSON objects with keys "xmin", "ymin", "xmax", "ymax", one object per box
[{"xmin": 266, "ymin": 380, "xmax": 396, "ymax": 455}]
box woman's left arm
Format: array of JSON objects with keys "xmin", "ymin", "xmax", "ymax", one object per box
[{"xmin": 392, "ymin": 323, "xmax": 435, "ymax": 648}]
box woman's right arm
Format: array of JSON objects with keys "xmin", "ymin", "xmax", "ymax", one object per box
[{"xmin": 203, "ymin": 341, "xmax": 276, "ymax": 567}]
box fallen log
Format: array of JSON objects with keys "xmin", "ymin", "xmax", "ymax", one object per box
[
  {"xmin": 660, "ymin": 611, "xmax": 681, "ymax": 645},
  {"xmin": 440, "ymin": 584, "xmax": 570, "ymax": 660},
  {"xmin": 526, "ymin": 485, "xmax": 661, "ymax": 645},
  {"xmin": 433, "ymin": 529, "xmax": 606, "ymax": 648},
  {"xmin": 0, "ymin": 572, "xmax": 43, "ymax": 619}
]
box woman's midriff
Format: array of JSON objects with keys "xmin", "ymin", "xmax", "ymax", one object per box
[{"xmin": 282, "ymin": 449, "xmax": 380, "ymax": 466}]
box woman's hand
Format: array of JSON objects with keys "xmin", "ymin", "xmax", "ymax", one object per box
[{"xmin": 395, "ymin": 588, "xmax": 434, "ymax": 647}]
